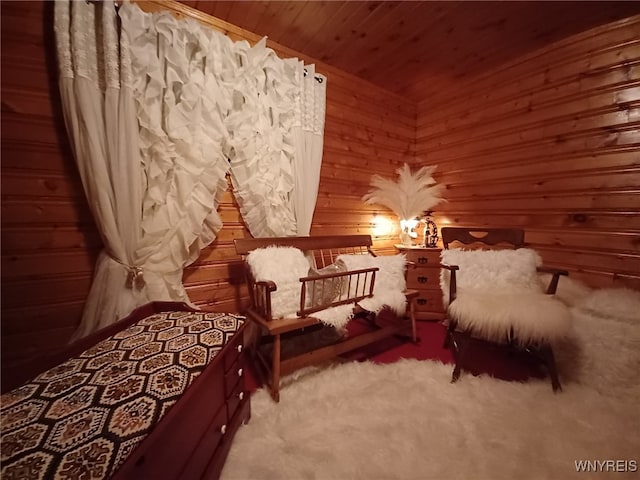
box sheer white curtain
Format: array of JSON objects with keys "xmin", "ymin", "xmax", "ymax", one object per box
[
  {"xmin": 119, "ymin": 4, "xmax": 235, "ymax": 302},
  {"xmin": 292, "ymin": 64, "xmax": 327, "ymax": 235},
  {"xmin": 56, "ymin": 1, "xmax": 326, "ymax": 339},
  {"xmin": 226, "ymin": 39, "xmax": 299, "ymax": 237},
  {"xmin": 227, "ymin": 46, "xmax": 326, "ymax": 238},
  {"xmin": 55, "ymin": 0, "xmax": 148, "ymax": 340}
]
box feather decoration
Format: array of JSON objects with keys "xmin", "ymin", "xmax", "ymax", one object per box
[{"xmin": 362, "ymin": 163, "xmax": 445, "ymax": 220}]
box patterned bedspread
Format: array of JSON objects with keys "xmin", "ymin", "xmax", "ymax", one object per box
[{"xmin": 0, "ymin": 311, "xmax": 244, "ymax": 480}]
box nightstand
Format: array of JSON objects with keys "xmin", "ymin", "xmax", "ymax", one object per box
[{"xmin": 396, "ymin": 245, "xmax": 445, "ymax": 321}]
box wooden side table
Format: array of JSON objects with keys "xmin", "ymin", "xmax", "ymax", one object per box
[{"xmin": 396, "ymin": 245, "xmax": 445, "ymax": 321}]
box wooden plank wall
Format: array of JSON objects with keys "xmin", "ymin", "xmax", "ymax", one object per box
[
  {"xmin": 0, "ymin": 0, "xmax": 414, "ymax": 367},
  {"xmin": 416, "ymin": 16, "xmax": 640, "ymax": 289}
]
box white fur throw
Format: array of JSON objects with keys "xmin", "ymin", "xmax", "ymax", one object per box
[
  {"xmin": 448, "ymin": 290, "xmax": 572, "ymax": 344},
  {"xmin": 246, "ymin": 246, "xmax": 309, "ymax": 318},
  {"xmin": 441, "ymin": 248, "xmax": 571, "ymax": 344},
  {"xmin": 312, "ymin": 304, "xmax": 356, "ymax": 331},
  {"xmin": 336, "ymin": 254, "xmax": 408, "ymax": 316},
  {"xmin": 441, "ymin": 248, "xmax": 542, "ymax": 303},
  {"xmin": 538, "ymin": 272, "xmax": 592, "ymax": 306},
  {"xmin": 578, "ymin": 287, "xmax": 640, "ymax": 324}
]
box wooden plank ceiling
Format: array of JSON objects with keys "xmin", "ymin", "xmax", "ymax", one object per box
[{"xmin": 181, "ymin": 1, "xmax": 640, "ymax": 102}]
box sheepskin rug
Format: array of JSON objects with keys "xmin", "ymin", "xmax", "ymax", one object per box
[
  {"xmin": 337, "ymin": 253, "xmax": 408, "ymax": 316},
  {"xmin": 246, "ymin": 246, "xmax": 310, "ymax": 318},
  {"xmin": 221, "ymin": 287, "xmax": 640, "ymax": 480}
]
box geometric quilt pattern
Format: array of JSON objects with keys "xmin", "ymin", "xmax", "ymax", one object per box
[{"xmin": 0, "ymin": 311, "xmax": 244, "ymax": 480}]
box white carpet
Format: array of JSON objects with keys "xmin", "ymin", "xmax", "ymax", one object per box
[{"xmin": 221, "ymin": 287, "xmax": 640, "ymax": 480}]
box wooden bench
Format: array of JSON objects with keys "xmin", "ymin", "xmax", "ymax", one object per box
[{"xmin": 234, "ymin": 235, "xmax": 419, "ymax": 402}]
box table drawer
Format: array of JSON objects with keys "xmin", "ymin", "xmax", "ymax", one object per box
[
  {"xmin": 224, "ymin": 362, "xmax": 245, "ymax": 395},
  {"xmin": 203, "ymin": 396, "xmax": 250, "ymax": 480},
  {"xmin": 414, "ymin": 290, "xmax": 444, "ymax": 313},
  {"xmin": 179, "ymin": 404, "xmax": 228, "ymax": 480},
  {"xmin": 403, "ymin": 249, "xmax": 441, "ymax": 265},
  {"xmin": 226, "ymin": 385, "xmax": 246, "ymax": 421},
  {"xmin": 223, "ymin": 330, "xmax": 245, "ymax": 373},
  {"xmin": 406, "ymin": 268, "xmax": 441, "ymax": 290}
]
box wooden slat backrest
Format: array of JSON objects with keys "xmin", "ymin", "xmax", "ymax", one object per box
[
  {"xmin": 314, "ymin": 245, "xmax": 372, "ymax": 268},
  {"xmin": 234, "ymin": 235, "xmax": 373, "ymax": 255},
  {"xmin": 441, "ymin": 227, "xmax": 525, "ymax": 249},
  {"xmin": 235, "ymin": 236, "xmax": 373, "ymax": 269},
  {"xmin": 233, "ymin": 235, "xmax": 373, "ymax": 268}
]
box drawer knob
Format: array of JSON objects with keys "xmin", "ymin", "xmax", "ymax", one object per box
[
  {"xmin": 417, "ymin": 276, "xmax": 428, "ymax": 283},
  {"xmin": 237, "ymin": 368, "xmax": 243, "ymax": 377},
  {"xmin": 236, "ymin": 344, "xmax": 243, "ymax": 353},
  {"xmin": 417, "ymin": 299, "xmax": 428, "ymax": 306},
  {"xmin": 220, "ymin": 424, "xmax": 227, "ymax": 435},
  {"xmin": 238, "ymin": 391, "xmax": 244, "ymax": 400},
  {"xmin": 417, "ymin": 257, "xmax": 428, "ymax": 264}
]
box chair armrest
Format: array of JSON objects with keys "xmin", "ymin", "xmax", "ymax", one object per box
[
  {"xmin": 252, "ymin": 280, "xmax": 277, "ymax": 320},
  {"xmin": 440, "ymin": 262, "xmax": 459, "ymax": 304},
  {"xmin": 537, "ymin": 266, "xmax": 568, "ymax": 295},
  {"xmin": 256, "ymin": 280, "xmax": 278, "ymax": 291},
  {"xmin": 440, "ymin": 263, "xmax": 459, "ymax": 271}
]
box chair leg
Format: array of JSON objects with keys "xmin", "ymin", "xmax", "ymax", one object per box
[
  {"xmin": 539, "ymin": 343, "xmax": 562, "ymax": 393},
  {"xmin": 271, "ymin": 333, "xmax": 281, "ymax": 402},
  {"xmin": 443, "ymin": 319, "xmax": 456, "ymax": 349},
  {"xmin": 409, "ymin": 298, "xmax": 418, "ymax": 344},
  {"xmin": 451, "ymin": 330, "xmax": 469, "ymax": 383}
]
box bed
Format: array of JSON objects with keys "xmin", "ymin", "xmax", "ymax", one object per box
[{"xmin": 0, "ymin": 301, "xmax": 250, "ymax": 480}]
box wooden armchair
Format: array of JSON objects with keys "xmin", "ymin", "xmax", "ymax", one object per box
[
  {"xmin": 235, "ymin": 235, "xmax": 418, "ymax": 401},
  {"xmin": 440, "ymin": 227, "xmax": 570, "ymax": 391}
]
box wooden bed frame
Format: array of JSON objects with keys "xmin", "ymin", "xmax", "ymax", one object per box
[
  {"xmin": 234, "ymin": 235, "xmax": 419, "ymax": 402},
  {"xmin": 1, "ymin": 302, "xmax": 250, "ymax": 480}
]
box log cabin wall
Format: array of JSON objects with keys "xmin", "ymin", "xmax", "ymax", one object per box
[
  {"xmin": 0, "ymin": 0, "xmax": 414, "ymax": 370},
  {"xmin": 416, "ymin": 16, "xmax": 640, "ymax": 289}
]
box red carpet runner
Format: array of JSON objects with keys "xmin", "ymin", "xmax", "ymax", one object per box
[{"xmin": 246, "ymin": 320, "xmax": 546, "ymax": 393}]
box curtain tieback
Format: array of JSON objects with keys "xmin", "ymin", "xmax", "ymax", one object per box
[
  {"xmin": 125, "ymin": 265, "xmax": 146, "ymax": 290},
  {"xmin": 108, "ymin": 255, "xmax": 146, "ymax": 290}
]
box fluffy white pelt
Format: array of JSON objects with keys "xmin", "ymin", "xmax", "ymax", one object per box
[
  {"xmin": 537, "ymin": 274, "xmax": 639, "ymax": 324},
  {"xmin": 554, "ymin": 308, "xmax": 640, "ymax": 403},
  {"xmin": 337, "ymin": 253, "xmax": 408, "ymax": 316},
  {"xmin": 441, "ymin": 248, "xmax": 571, "ymax": 343},
  {"xmin": 538, "ymin": 272, "xmax": 592, "ymax": 306},
  {"xmin": 449, "ymin": 289, "xmax": 572, "ymax": 344},
  {"xmin": 441, "ymin": 248, "xmax": 543, "ymax": 303},
  {"xmin": 246, "ymin": 246, "xmax": 309, "ymax": 318},
  {"xmin": 577, "ymin": 287, "xmax": 640, "ymax": 324},
  {"xmin": 222, "ymin": 300, "xmax": 640, "ymax": 480},
  {"xmin": 312, "ymin": 304, "xmax": 355, "ymax": 331}
]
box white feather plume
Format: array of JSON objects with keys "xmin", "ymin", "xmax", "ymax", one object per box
[{"xmin": 362, "ymin": 163, "xmax": 445, "ymax": 219}]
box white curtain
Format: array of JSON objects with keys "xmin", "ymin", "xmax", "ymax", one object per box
[
  {"xmin": 55, "ymin": 0, "xmax": 149, "ymax": 340},
  {"xmin": 56, "ymin": 1, "xmax": 326, "ymax": 339},
  {"xmin": 119, "ymin": 4, "xmax": 235, "ymax": 302},
  {"xmin": 227, "ymin": 41, "xmax": 326, "ymax": 238},
  {"xmin": 226, "ymin": 39, "xmax": 299, "ymax": 237},
  {"xmin": 292, "ymin": 64, "xmax": 326, "ymax": 235}
]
